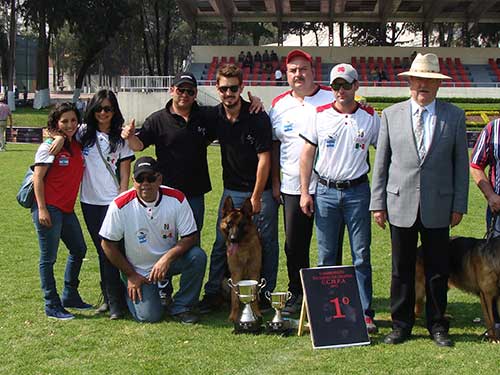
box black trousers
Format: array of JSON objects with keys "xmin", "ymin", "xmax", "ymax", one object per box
[
  {"xmin": 389, "ymin": 216, "xmax": 450, "ymax": 334},
  {"xmin": 81, "ymin": 202, "xmax": 125, "ymax": 301},
  {"xmin": 282, "ymin": 194, "xmax": 343, "ymax": 295}
]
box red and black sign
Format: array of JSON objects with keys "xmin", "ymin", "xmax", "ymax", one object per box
[{"xmin": 300, "ymin": 266, "xmax": 370, "ymax": 349}]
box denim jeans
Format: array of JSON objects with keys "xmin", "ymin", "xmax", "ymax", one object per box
[
  {"xmin": 32, "ymin": 204, "xmax": 87, "ymax": 307},
  {"xmin": 314, "ymin": 182, "xmax": 374, "ymax": 318},
  {"xmin": 126, "ymin": 246, "xmax": 206, "ymax": 322},
  {"xmin": 204, "ymin": 189, "xmax": 279, "ymax": 296}
]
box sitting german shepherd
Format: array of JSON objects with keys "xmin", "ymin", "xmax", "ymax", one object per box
[
  {"xmin": 415, "ymin": 236, "xmax": 500, "ymax": 342},
  {"xmin": 220, "ymin": 196, "xmax": 262, "ymax": 323}
]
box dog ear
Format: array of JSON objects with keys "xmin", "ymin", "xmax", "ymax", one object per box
[
  {"xmin": 222, "ymin": 196, "xmax": 234, "ymax": 217},
  {"xmin": 241, "ymin": 198, "xmax": 253, "ymax": 217}
]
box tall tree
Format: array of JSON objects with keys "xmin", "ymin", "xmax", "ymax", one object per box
[
  {"xmin": 21, "ymin": 0, "xmax": 67, "ymax": 108},
  {"xmin": 65, "ymin": 0, "xmax": 133, "ymax": 99}
]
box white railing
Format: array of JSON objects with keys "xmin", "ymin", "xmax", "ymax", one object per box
[{"xmin": 120, "ymin": 76, "xmax": 175, "ymax": 91}]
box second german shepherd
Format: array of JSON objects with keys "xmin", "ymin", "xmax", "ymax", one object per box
[
  {"xmin": 415, "ymin": 236, "xmax": 500, "ymax": 342},
  {"xmin": 220, "ymin": 196, "xmax": 262, "ymax": 323}
]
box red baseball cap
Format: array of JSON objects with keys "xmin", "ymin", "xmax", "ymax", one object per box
[{"xmin": 285, "ymin": 49, "xmax": 313, "ymax": 65}]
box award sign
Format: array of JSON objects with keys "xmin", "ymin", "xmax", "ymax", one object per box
[{"xmin": 300, "ymin": 266, "xmax": 370, "ymax": 349}]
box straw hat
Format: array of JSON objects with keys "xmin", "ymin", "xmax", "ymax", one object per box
[{"xmin": 398, "ymin": 53, "xmax": 451, "ymax": 80}]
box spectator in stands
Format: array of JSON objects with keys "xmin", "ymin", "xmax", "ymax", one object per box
[
  {"xmin": 269, "ymin": 50, "xmax": 345, "ymax": 317},
  {"xmin": 0, "ymin": 98, "xmax": 13, "ymax": 151},
  {"xmin": 243, "ymin": 51, "xmax": 253, "ymax": 69},
  {"xmin": 32, "ymin": 102, "xmax": 91, "ymax": 320},
  {"xmin": 370, "ymin": 67, "xmax": 378, "ymax": 81},
  {"xmin": 263, "ymin": 49, "xmax": 270, "ymax": 63},
  {"xmin": 198, "ymin": 63, "xmax": 278, "ymax": 314},
  {"xmin": 100, "ymin": 156, "xmax": 206, "ymax": 324},
  {"xmin": 270, "ymin": 50, "xmax": 278, "ymax": 62},
  {"xmin": 254, "ymin": 51, "xmax": 262, "ymax": 64},
  {"xmin": 470, "ymin": 120, "xmax": 500, "ymax": 237},
  {"xmin": 274, "ymin": 68, "xmax": 283, "ymax": 85},
  {"xmin": 378, "ymin": 67, "xmax": 388, "ymax": 82},
  {"xmin": 238, "ymin": 51, "xmax": 245, "ymax": 64}
]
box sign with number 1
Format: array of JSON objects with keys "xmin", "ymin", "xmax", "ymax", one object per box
[{"xmin": 300, "ymin": 266, "xmax": 370, "ymax": 349}]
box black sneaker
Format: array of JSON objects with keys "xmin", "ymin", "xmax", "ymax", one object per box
[
  {"xmin": 282, "ymin": 293, "xmax": 303, "ymax": 316},
  {"xmin": 62, "ymin": 297, "xmax": 93, "ymax": 310},
  {"xmin": 197, "ymin": 294, "xmax": 224, "ymax": 314},
  {"xmin": 172, "ymin": 311, "xmax": 199, "ymax": 324}
]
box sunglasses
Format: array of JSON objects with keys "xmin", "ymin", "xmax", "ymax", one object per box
[
  {"xmin": 331, "ymin": 82, "xmax": 354, "ymax": 91},
  {"xmin": 175, "ymin": 87, "xmax": 196, "ymax": 96},
  {"xmin": 217, "ymin": 85, "xmax": 240, "ymax": 93},
  {"xmin": 96, "ymin": 105, "xmax": 114, "ymax": 113},
  {"xmin": 135, "ymin": 174, "xmax": 158, "ymax": 183}
]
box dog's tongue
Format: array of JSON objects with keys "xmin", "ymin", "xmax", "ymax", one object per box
[{"xmin": 227, "ymin": 243, "xmax": 239, "ymax": 256}]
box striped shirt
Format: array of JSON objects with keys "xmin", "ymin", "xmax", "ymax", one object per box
[{"xmin": 471, "ymin": 119, "xmax": 500, "ymax": 193}]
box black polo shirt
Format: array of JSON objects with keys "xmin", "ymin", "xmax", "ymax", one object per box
[
  {"xmin": 137, "ymin": 100, "xmax": 216, "ymax": 197},
  {"xmin": 214, "ymin": 99, "xmax": 272, "ymax": 192}
]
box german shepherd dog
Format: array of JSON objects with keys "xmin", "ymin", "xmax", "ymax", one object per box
[
  {"xmin": 415, "ymin": 236, "xmax": 500, "ymax": 342},
  {"xmin": 220, "ymin": 196, "xmax": 263, "ymax": 323}
]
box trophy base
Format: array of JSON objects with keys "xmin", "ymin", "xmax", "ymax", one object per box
[
  {"xmin": 265, "ymin": 320, "xmax": 292, "ymax": 335},
  {"xmin": 233, "ymin": 320, "xmax": 263, "ymax": 335}
]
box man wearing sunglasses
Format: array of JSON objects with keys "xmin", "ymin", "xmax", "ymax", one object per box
[
  {"xmin": 198, "ymin": 63, "xmax": 278, "ymax": 313},
  {"xmin": 100, "ymin": 157, "xmax": 206, "ymax": 324},
  {"xmin": 300, "ymin": 63, "xmax": 380, "ymax": 334},
  {"xmin": 269, "ymin": 49, "xmax": 345, "ymax": 317}
]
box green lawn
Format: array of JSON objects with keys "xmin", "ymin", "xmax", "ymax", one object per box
[
  {"xmin": 1, "ymin": 144, "xmax": 500, "ymax": 374},
  {"xmin": 11, "ymin": 107, "xmax": 51, "ymax": 127}
]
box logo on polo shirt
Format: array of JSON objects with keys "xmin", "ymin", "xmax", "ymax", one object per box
[
  {"xmin": 59, "ymin": 155, "xmax": 70, "ymax": 166},
  {"xmin": 245, "ymin": 134, "xmax": 255, "ymax": 145},
  {"xmin": 283, "ymin": 122, "xmax": 293, "ymax": 132},
  {"xmin": 326, "ymin": 135, "xmax": 336, "ymax": 148},
  {"xmin": 137, "ymin": 229, "xmax": 148, "ymax": 244}
]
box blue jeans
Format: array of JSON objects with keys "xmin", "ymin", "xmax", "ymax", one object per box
[
  {"xmin": 32, "ymin": 205, "xmax": 87, "ymax": 308},
  {"xmin": 204, "ymin": 189, "xmax": 279, "ymax": 296},
  {"xmin": 126, "ymin": 246, "xmax": 206, "ymax": 322},
  {"xmin": 314, "ymin": 182, "xmax": 374, "ymax": 318},
  {"xmin": 187, "ymin": 195, "xmax": 205, "ymax": 241}
]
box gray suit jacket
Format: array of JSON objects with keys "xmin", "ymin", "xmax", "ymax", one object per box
[{"xmin": 370, "ymin": 99, "xmax": 469, "ymax": 228}]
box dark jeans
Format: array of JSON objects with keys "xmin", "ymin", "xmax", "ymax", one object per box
[
  {"xmin": 389, "ymin": 217, "xmax": 450, "ymax": 334},
  {"xmin": 81, "ymin": 202, "xmax": 124, "ymax": 302}
]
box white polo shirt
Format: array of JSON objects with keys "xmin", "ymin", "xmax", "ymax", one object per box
[
  {"xmin": 270, "ymin": 86, "xmax": 333, "ymax": 194},
  {"xmin": 77, "ymin": 125, "xmax": 135, "ymax": 205},
  {"xmin": 300, "ymin": 102, "xmax": 380, "ymax": 181},
  {"xmin": 99, "ymin": 186, "xmax": 197, "ymax": 277}
]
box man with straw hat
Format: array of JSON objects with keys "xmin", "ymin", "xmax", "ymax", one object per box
[{"xmin": 370, "ymin": 53, "xmax": 469, "ymax": 347}]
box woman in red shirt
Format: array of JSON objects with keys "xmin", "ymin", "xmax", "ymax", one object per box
[{"xmin": 32, "ymin": 102, "xmax": 90, "ymax": 320}]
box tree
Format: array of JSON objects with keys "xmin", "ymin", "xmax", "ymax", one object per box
[
  {"xmin": 21, "ymin": 0, "xmax": 67, "ymax": 108},
  {"xmin": 64, "ymin": 0, "xmax": 133, "ymax": 99}
]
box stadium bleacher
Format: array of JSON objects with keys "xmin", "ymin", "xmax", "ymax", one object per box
[{"xmin": 191, "ymin": 52, "xmax": 500, "ymax": 87}]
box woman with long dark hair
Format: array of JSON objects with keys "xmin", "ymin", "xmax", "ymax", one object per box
[
  {"xmin": 33, "ymin": 102, "xmax": 91, "ymax": 320},
  {"xmin": 80, "ymin": 90, "xmax": 134, "ymax": 319},
  {"xmin": 51, "ymin": 90, "xmax": 134, "ymax": 319}
]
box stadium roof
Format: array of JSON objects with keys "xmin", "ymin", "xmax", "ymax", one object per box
[{"xmin": 176, "ymin": 0, "xmax": 500, "ymax": 25}]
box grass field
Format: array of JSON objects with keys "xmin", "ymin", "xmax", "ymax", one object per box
[{"xmin": 1, "ymin": 143, "xmax": 500, "ymax": 375}]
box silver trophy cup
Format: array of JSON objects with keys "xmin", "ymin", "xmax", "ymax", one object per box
[
  {"xmin": 265, "ymin": 291, "xmax": 292, "ymax": 333},
  {"xmin": 227, "ymin": 278, "xmax": 266, "ymax": 333}
]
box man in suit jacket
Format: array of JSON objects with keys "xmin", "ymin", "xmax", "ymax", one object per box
[{"xmin": 370, "ymin": 53, "xmax": 469, "ymax": 347}]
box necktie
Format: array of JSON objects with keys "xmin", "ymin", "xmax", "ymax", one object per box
[{"xmin": 414, "ymin": 107, "xmax": 426, "ymax": 160}]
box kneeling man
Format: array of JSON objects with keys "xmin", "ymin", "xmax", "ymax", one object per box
[{"xmin": 100, "ymin": 156, "xmax": 206, "ymax": 323}]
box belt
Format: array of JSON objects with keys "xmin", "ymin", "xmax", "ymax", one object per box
[{"xmin": 318, "ymin": 174, "xmax": 368, "ymax": 190}]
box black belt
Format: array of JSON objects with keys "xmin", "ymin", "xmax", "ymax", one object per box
[{"xmin": 318, "ymin": 174, "xmax": 368, "ymax": 190}]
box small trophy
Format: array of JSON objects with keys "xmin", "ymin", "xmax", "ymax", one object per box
[
  {"xmin": 227, "ymin": 278, "xmax": 266, "ymax": 334},
  {"xmin": 265, "ymin": 291, "xmax": 292, "ymax": 334}
]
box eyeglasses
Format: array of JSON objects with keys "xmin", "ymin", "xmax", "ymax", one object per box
[
  {"xmin": 96, "ymin": 105, "xmax": 114, "ymax": 113},
  {"xmin": 135, "ymin": 174, "xmax": 158, "ymax": 183},
  {"xmin": 175, "ymin": 87, "xmax": 196, "ymax": 96},
  {"xmin": 331, "ymin": 82, "xmax": 354, "ymax": 91},
  {"xmin": 217, "ymin": 85, "xmax": 240, "ymax": 93}
]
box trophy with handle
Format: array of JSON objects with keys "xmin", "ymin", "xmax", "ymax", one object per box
[
  {"xmin": 265, "ymin": 291, "xmax": 292, "ymax": 333},
  {"xmin": 228, "ymin": 278, "xmax": 266, "ymax": 333}
]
